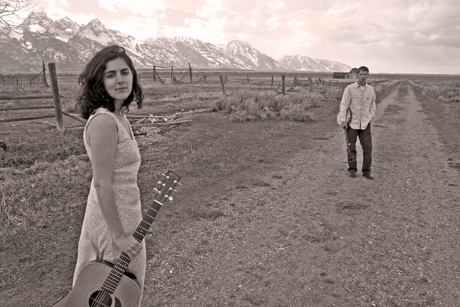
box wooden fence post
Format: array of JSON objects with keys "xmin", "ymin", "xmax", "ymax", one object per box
[
  {"xmin": 170, "ymin": 66, "xmax": 174, "ymax": 84},
  {"xmin": 42, "ymin": 61, "xmax": 49, "ymax": 87},
  {"xmin": 247, "ymin": 76, "xmax": 249, "ymax": 85},
  {"xmin": 219, "ymin": 75, "xmax": 226, "ymax": 97},
  {"xmin": 271, "ymin": 76, "xmax": 274, "ymax": 85},
  {"xmin": 153, "ymin": 66, "xmax": 156, "ymax": 83},
  {"xmin": 282, "ymin": 75, "xmax": 285, "ymax": 95},
  {"xmin": 48, "ymin": 63, "xmax": 65, "ymax": 133},
  {"xmin": 189, "ymin": 63, "xmax": 192, "ymax": 83}
]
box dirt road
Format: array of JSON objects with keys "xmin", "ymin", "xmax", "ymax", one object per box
[
  {"xmin": 142, "ymin": 81, "xmax": 460, "ymax": 306},
  {"xmin": 270, "ymin": 81, "xmax": 460, "ymax": 306}
]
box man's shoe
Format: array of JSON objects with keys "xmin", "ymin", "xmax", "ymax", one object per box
[
  {"xmin": 348, "ymin": 170, "xmax": 357, "ymax": 178},
  {"xmin": 364, "ymin": 174, "xmax": 374, "ymax": 180}
]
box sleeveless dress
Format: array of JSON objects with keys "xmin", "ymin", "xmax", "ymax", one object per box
[{"xmin": 73, "ymin": 108, "xmax": 146, "ymax": 306}]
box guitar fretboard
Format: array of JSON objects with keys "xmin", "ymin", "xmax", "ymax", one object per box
[
  {"xmin": 102, "ymin": 252, "xmax": 132, "ymax": 294},
  {"xmin": 101, "ymin": 200, "xmax": 163, "ymax": 294},
  {"xmin": 133, "ymin": 200, "xmax": 163, "ymax": 242},
  {"xmin": 100, "ymin": 170, "xmax": 181, "ymax": 295}
]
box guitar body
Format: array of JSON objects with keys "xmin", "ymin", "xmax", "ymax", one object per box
[{"xmin": 53, "ymin": 262, "xmax": 141, "ymax": 307}]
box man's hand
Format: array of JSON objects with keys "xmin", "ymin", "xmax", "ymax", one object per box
[{"xmin": 341, "ymin": 121, "xmax": 347, "ymax": 129}]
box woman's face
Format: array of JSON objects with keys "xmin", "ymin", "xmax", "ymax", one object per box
[{"xmin": 103, "ymin": 57, "xmax": 133, "ymax": 104}]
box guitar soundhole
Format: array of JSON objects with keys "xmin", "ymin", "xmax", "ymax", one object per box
[{"xmin": 89, "ymin": 290, "xmax": 112, "ymax": 307}]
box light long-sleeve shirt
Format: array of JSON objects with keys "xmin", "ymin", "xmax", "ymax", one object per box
[{"xmin": 337, "ymin": 81, "xmax": 376, "ymax": 130}]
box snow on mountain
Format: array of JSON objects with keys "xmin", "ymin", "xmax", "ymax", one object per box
[
  {"xmin": 224, "ymin": 40, "xmax": 288, "ymax": 71},
  {"xmin": 280, "ymin": 55, "xmax": 352, "ymax": 72},
  {"xmin": 55, "ymin": 16, "xmax": 81, "ymax": 40},
  {"xmin": 0, "ymin": 8, "xmax": 351, "ymax": 73},
  {"xmin": 28, "ymin": 24, "xmax": 47, "ymax": 34},
  {"xmin": 138, "ymin": 37, "xmax": 252, "ymax": 69}
]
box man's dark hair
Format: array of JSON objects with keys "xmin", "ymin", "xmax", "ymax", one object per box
[
  {"xmin": 76, "ymin": 45, "xmax": 143, "ymax": 119},
  {"xmin": 358, "ymin": 66, "xmax": 369, "ymax": 73}
]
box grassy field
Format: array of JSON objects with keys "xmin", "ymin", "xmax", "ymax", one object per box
[
  {"xmin": 0, "ymin": 74, "xmax": 351, "ymax": 233},
  {"xmin": 1, "ymin": 73, "xmax": 459, "ymax": 306}
]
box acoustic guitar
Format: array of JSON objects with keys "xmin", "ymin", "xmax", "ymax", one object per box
[
  {"xmin": 53, "ymin": 170, "xmax": 181, "ymax": 307},
  {"xmin": 343, "ymin": 105, "xmax": 356, "ymax": 166}
]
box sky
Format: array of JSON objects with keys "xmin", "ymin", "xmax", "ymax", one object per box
[{"xmin": 27, "ymin": 0, "xmax": 460, "ymax": 74}]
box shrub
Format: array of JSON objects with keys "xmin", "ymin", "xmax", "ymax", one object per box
[
  {"xmin": 213, "ymin": 88, "xmax": 330, "ymax": 122},
  {"xmin": 414, "ymin": 81, "xmax": 460, "ymax": 104}
]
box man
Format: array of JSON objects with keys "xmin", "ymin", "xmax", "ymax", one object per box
[{"xmin": 337, "ymin": 66, "xmax": 376, "ymax": 179}]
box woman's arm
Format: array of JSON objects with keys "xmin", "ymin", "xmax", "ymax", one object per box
[{"xmin": 87, "ymin": 114, "xmax": 142, "ymax": 258}]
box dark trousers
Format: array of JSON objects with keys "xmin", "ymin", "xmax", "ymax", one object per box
[{"xmin": 346, "ymin": 124, "xmax": 372, "ymax": 175}]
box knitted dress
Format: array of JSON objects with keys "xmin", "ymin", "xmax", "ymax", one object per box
[{"xmin": 73, "ymin": 108, "xmax": 146, "ymax": 306}]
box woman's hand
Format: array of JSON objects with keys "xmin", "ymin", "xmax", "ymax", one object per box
[{"xmin": 113, "ymin": 233, "xmax": 143, "ymax": 259}]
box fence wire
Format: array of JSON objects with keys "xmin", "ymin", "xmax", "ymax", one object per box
[{"xmin": 0, "ymin": 70, "xmax": 48, "ymax": 88}]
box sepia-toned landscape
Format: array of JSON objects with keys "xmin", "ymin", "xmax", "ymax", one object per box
[{"xmin": 1, "ymin": 71, "xmax": 459, "ymax": 306}]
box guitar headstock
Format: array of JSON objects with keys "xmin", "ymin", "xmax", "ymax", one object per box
[{"xmin": 153, "ymin": 170, "xmax": 182, "ymax": 205}]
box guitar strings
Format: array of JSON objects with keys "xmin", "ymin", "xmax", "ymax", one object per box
[
  {"xmin": 87, "ymin": 175, "xmax": 179, "ymax": 307},
  {"xmin": 91, "ymin": 289, "xmax": 111, "ymax": 307}
]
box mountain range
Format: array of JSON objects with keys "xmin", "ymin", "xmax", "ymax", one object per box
[{"xmin": 0, "ymin": 9, "xmax": 352, "ymax": 73}]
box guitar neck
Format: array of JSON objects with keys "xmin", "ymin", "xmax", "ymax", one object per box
[
  {"xmin": 101, "ymin": 170, "xmax": 181, "ymax": 295},
  {"xmin": 133, "ymin": 200, "xmax": 163, "ymax": 243},
  {"xmin": 101, "ymin": 200, "xmax": 163, "ymax": 294}
]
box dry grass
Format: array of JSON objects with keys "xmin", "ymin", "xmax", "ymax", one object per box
[
  {"xmin": 0, "ymin": 77, "xmax": 343, "ymax": 236},
  {"xmin": 211, "ymin": 88, "xmax": 340, "ymax": 122},
  {"xmin": 412, "ymin": 80, "xmax": 460, "ymax": 103}
]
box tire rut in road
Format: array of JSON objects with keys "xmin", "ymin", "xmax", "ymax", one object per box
[{"xmin": 370, "ymin": 81, "xmax": 460, "ymax": 305}]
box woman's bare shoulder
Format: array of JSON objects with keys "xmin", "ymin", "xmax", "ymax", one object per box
[
  {"xmin": 88, "ymin": 113, "xmax": 117, "ymax": 131},
  {"xmin": 86, "ymin": 113, "xmax": 118, "ymax": 146}
]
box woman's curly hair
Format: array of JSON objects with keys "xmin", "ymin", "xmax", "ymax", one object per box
[{"xmin": 76, "ymin": 45, "xmax": 143, "ymax": 119}]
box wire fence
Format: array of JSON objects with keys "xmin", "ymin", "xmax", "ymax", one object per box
[
  {"xmin": 0, "ymin": 62, "xmax": 49, "ymax": 88},
  {"xmin": 0, "ymin": 70, "xmax": 48, "ymax": 87},
  {"xmin": 0, "ymin": 63, "xmax": 347, "ymax": 94}
]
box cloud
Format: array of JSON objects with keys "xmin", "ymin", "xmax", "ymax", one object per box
[
  {"xmin": 44, "ymin": 0, "xmax": 69, "ymax": 5},
  {"xmin": 196, "ymin": 0, "xmax": 225, "ymax": 18},
  {"xmin": 97, "ymin": 0, "xmax": 167, "ymax": 17},
  {"xmin": 43, "ymin": 5, "xmax": 97, "ymax": 25},
  {"xmin": 267, "ymin": 1, "xmax": 284, "ymax": 10},
  {"xmin": 163, "ymin": 15, "xmax": 229, "ymax": 44},
  {"xmin": 104, "ymin": 16, "xmax": 162, "ymax": 40}
]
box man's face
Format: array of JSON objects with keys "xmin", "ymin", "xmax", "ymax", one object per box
[{"xmin": 358, "ymin": 70, "xmax": 369, "ymax": 84}]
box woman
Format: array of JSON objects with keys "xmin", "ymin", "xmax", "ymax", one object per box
[{"xmin": 73, "ymin": 45, "xmax": 146, "ymax": 305}]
